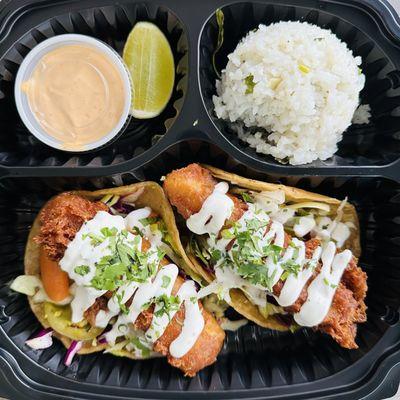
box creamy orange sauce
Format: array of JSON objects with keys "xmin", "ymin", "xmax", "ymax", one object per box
[{"xmin": 22, "ymin": 44, "xmax": 126, "ymax": 151}]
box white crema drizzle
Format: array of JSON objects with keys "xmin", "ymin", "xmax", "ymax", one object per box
[
  {"xmin": 188, "ymin": 186, "xmax": 354, "ymax": 328},
  {"xmin": 187, "ymin": 182, "xmax": 234, "ymax": 235},
  {"xmin": 60, "ymin": 210, "xmax": 204, "ymax": 359}
]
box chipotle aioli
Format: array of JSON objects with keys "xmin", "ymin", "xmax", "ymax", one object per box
[{"xmin": 22, "ymin": 44, "xmax": 126, "ymax": 151}]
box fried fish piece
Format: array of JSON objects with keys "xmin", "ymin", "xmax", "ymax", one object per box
[
  {"xmin": 163, "ymin": 163, "xmax": 248, "ymax": 225},
  {"xmin": 163, "ymin": 163, "xmax": 218, "ymax": 219},
  {"xmin": 36, "ymin": 193, "xmax": 108, "ymax": 261},
  {"xmin": 135, "ymin": 275, "xmax": 225, "ymax": 377}
]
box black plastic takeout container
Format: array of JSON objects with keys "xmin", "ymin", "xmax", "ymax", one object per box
[
  {"xmin": 0, "ymin": 0, "xmax": 399, "ymax": 399},
  {"xmin": 0, "ymin": 0, "xmax": 399, "ymax": 177}
]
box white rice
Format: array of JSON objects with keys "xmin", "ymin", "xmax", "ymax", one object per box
[{"xmin": 213, "ymin": 21, "xmax": 366, "ymax": 165}]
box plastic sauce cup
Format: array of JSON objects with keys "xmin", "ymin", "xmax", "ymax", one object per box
[{"xmin": 14, "ymin": 34, "xmax": 132, "ymax": 152}]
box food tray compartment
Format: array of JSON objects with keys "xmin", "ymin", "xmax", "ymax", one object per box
[
  {"xmin": 199, "ymin": 0, "xmax": 400, "ymax": 168},
  {"xmin": 0, "ymin": 141, "xmax": 400, "ymax": 400},
  {"xmin": 0, "ymin": 1, "xmax": 188, "ymax": 170},
  {"xmin": 0, "ymin": 0, "xmax": 399, "ymax": 177}
]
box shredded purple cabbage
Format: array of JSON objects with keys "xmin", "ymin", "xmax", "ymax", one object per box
[
  {"xmin": 97, "ymin": 336, "xmax": 107, "ymax": 344},
  {"xmin": 112, "ymin": 199, "xmax": 136, "ymax": 215},
  {"xmin": 25, "ymin": 328, "xmax": 54, "ymax": 350},
  {"xmin": 64, "ymin": 340, "xmax": 83, "ymax": 366}
]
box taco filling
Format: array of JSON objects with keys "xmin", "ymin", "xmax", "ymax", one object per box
[
  {"xmin": 163, "ymin": 164, "xmax": 367, "ymax": 349},
  {"xmin": 12, "ymin": 185, "xmax": 225, "ymax": 377}
]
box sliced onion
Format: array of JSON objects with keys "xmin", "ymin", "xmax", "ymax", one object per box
[
  {"xmin": 287, "ymin": 201, "xmax": 331, "ymax": 212},
  {"xmin": 254, "ymin": 189, "xmax": 285, "ymax": 204},
  {"xmin": 121, "ymin": 189, "xmax": 144, "ymax": 205},
  {"xmin": 64, "ymin": 340, "xmax": 83, "ymax": 366},
  {"xmin": 25, "ymin": 328, "xmax": 53, "ymax": 350}
]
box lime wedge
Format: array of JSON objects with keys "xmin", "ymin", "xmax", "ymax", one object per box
[{"xmin": 123, "ymin": 22, "xmax": 175, "ymax": 119}]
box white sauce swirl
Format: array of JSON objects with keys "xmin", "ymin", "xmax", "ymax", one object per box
[
  {"xmin": 187, "ymin": 182, "xmax": 234, "ymax": 235},
  {"xmin": 294, "ymin": 243, "xmax": 352, "ymax": 326}
]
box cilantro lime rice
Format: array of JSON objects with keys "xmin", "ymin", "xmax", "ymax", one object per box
[{"xmin": 213, "ymin": 21, "xmax": 366, "ymax": 165}]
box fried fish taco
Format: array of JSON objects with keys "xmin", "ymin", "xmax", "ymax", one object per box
[
  {"xmin": 12, "ymin": 182, "xmax": 225, "ymax": 376},
  {"xmin": 163, "ymin": 164, "xmax": 367, "ymax": 349}
]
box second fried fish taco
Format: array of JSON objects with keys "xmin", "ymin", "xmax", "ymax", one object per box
[
  {"xmin": 163, "ymin": 164, "xmax": 367, "ymax": 349},
  {"xmin": 13, "ymin": 182, "xmax": 225, "ymax": 376}
]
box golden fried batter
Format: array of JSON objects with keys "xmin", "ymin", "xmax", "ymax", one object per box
[{"xmin": 163, "ymin": 163, "xmax": 217, "ymax": 219}]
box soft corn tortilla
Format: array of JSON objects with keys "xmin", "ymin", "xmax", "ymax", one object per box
[
  {"xmin": 184, "ymin": 165, "xmax": 361, "ymax": 331},
  {"xmin": 24, "ymin": 182, "xmax": 197, "ymax": 356}
]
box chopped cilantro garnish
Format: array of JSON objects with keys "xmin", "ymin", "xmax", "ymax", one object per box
[
  {"xmin": 82, "ymin": 232, "xmax": 104, "ymax": 246},
  {"xmin": 190, "ymin": 236, "xmax": 211, "ymax": 266},
  {"xmin": 244, "ymin": 74, "xmax": 256, "ymax": 94},
  {"xmin": 116, "ymin": 291, "xmax": 129, "ymax": 315},
  {"xmin": 281, "ymin": 260, "xmax": 301, "ymax": 277},
  {"xmin": 139, "ymin": 217, "xmax": 159, "ymax": 226},
  {"xmin": 281, "ymin": 271, "xmax": 289, "ymax": 281},
  {"xmin": 246, "ymin": 218, "xmax": 268, "ymax": 231},
  {"xmin": 100, "ymin": 227, "xmax": 118, "ymax": 237},
  {"xmin": 87, "ymin": 226, "xmax": 163, "ymax": 291},
  {"xmin": 241, "ymin": 192, "xmax": 254, "ymax": 203},
  {"xmin": 323, "ymin": 277, "xmax": 338, "ymax": 289},
  {"xmin": 154, "ymin": 294, "xmax": 180, "ymax": 318},
  {"xmin": 74, "ymin": 265, "xmax": 90, "ymax": 276},
  {"xmin": 161, "ymin": 275, "xmax": 171, "ymax": 289},
  {"xmin": 210, "ymin": 249, "xmax": 222, "ymax": 263},
  {"xmin": 221, "ymin": 229, "xmax": 235, "ymax": 239},
  {"xmin": 236, "ymin": 262, "xmax": 275, "ymax": 290}
]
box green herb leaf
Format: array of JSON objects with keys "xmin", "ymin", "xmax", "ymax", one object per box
[
  {"xmin": 241, "ymin": 192, "xmax": 254, "ymax": 203},
  {"xmin": 161, "ymin": 275, "xmax": 171, "ymax": 289},
  {"xmin": 74, "ymin": 265, "xmax": 90, "ymax": 276},
  {"xmin": 139, "ymin": 217, "xmax": 159, "ymax": 226},
  {"xmin": 221, "ymin": 229, "xmax": 235, "ymax": 239},
  {"xmin": 115, "ymin": 291, "xmax": 129, "ymax": 315},
  {"xmin": 212, "ymin": 8, "xmax": 225, "ymax": 79},
  {"xmin": 281, "ymin": 260, "xmax": 301, "ymax": 277},
  {"xmin": 83, "ymin": 232, "xmax": 104, "ymax": 246},
  {"xmin": 244, "ymin": 74, "xmax": 256, "ymax": 94},
  {"xmin": 154, "ymin": 294, "xmax": 180, "ymax": 319},
  {"xmin": 100, "ymin": 227, "xmax": 118, "ymax": 237}
]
